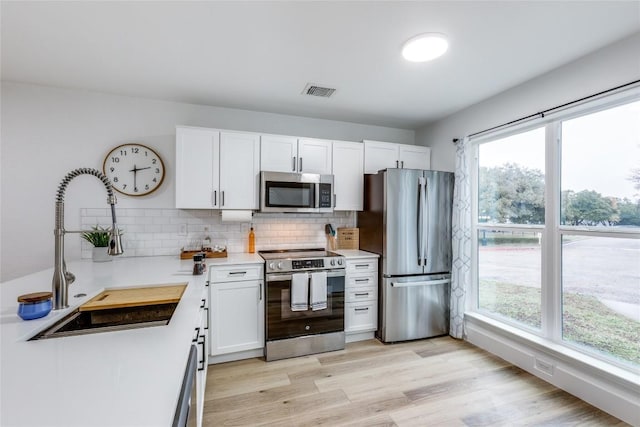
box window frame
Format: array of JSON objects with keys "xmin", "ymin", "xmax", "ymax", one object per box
[{"xmin": 469, "ymin": 92, "xmax": 640, "ymax": 372}]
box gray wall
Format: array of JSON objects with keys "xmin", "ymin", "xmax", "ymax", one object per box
[
  {"xmin": 417, "ymin": 32, "xmax": 640, "ymax": 172},
  {"xmin": 0, "ymin": 82, "xmax": 414, "ymax": 281}
]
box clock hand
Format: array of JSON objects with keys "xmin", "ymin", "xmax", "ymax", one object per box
[
  {"xmin": 130, "ymin": 164, "xmax": 138, "ymax": 192},
  {"xmin": 136, "ymin": 166, "xmax": 151, "ymax": 171}
]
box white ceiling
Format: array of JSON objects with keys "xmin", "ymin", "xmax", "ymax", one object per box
[{"xmin": 2, "ymin": 1, "xmax": 639, "ymax": 129}]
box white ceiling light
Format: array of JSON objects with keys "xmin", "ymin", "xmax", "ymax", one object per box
[{"xmin": 402, "ymin": 33, "xmax": 449, "ymax": 62}]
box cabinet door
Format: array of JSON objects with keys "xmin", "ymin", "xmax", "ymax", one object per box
[
  {"xmin": 176, "ymin": 126, "xmax": 220, "ymax": 208},
  {"xmin": 345, "ymin": 301, "xmax": 378, "ymax": 333},
  {"xmin": 210, "ymin": 280, "xmax": 264, "ymax": 355},
  {"xmin": 399, "ymin": 144, "xmax": 431, "ymax": 170},
  {"xmin": 219, "ymin": 132, "xmax": 260, "ymax": 209},
  {"xmin": 363, "ymin": 140, "xmax": 399, "ymax": 174},
  {"xmin": 298, "ymin": 138, "xmax": 332, "ymax": 174},
  {"xmin": 332, "ymin": 140, "xmax": 363, "ymax": 211},
  {"xmin": 260, "ymin": 135, "xmax": 298, "ymax": 173}
]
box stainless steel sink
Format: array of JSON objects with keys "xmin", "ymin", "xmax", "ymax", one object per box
[{"xmin": 29, "ymin": 302, "xmax": 178, "ymax": 340}]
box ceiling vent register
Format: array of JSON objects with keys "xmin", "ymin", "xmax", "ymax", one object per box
[{"xmin": 302, "ymin": 84, "xmax": 336, "ymax": 98}]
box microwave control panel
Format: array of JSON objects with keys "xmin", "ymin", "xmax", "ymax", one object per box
[{"xmin": 319, "ymin": 183, "xmax": 332, "ymax": 208}]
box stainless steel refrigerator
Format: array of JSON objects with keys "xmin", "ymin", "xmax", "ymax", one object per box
[{"xmin": 358, "ymin": 168, "xmax": 454, "ymax": 343}]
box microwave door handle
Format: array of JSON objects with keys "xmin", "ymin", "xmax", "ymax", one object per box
[{"xmin": 315, "ymin": 182, "xmax": 320, "ymax": 209}]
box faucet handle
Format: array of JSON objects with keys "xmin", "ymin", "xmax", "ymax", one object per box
[{"xmin": 64, "ymin": 271, "xmax": 76, "ymax": 284}]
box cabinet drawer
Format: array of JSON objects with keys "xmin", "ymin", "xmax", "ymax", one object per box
[
  {"xmin": 346, "ymin": 273, "xmax": 376, "ymax": 288},
  {"xmin": 345, "ymin": 301, "xmax": 377, "ymax": 333},
  {"xmin": 346, "ymin": 258, "xmax": 378, "ymax": 274},
  {"xmin": 210, "ymin": 264, "xmax": 263, "ymax": 283},
  {"xmin": 345, "ymin": 286, "xmax": 377, "ymax": 303}
]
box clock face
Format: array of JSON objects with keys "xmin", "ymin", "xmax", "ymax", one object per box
[{"xmin": 103, "ymin": 143, "xmax": 165, "ymax": 196}]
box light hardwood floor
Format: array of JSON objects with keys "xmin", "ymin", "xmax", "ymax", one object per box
[{"xmin": 203, "ymin": 337, "xmax": 626, "ymax": 426}]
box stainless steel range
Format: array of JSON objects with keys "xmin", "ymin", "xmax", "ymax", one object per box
[{"xmin": 260, "ymin": 249, "xmax": 346, "ymax": 361}]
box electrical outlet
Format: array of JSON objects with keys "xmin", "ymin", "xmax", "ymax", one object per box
[
  {"xmin": 534, "ymin": 357, "xmax": 554, "ymax": 376},
  {"xmin": 178, "ymin": 223, "xmax": 188, "ymax": 236}
]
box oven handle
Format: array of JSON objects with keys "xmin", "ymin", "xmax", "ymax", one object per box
[{"xmin": 266, "ymin": 270, "xmax": 345, "ymax": 282}]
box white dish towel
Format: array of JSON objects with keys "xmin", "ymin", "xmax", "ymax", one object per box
[
  {"xmin": 310, "ymin": 271, "xmax": 328, "ymax": 311},
  {"xmin": 291, "ymin": 272, "xmax": 309, "ymax": 311}
]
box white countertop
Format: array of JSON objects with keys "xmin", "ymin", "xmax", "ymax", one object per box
[
  {"xmin": 0, "ymin": 253, "xmax": 263, "ymax": 427},
  {"xmin": 334, "ymin": 249, "xmax": 380, "ymax": 259}
]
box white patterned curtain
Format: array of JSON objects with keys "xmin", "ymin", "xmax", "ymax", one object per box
[{"xmin": 450, "ymin": 136, "xmax": 472, "ymax": 339}]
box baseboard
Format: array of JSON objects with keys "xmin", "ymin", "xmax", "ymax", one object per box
[
  {"xmin": 346, "ymin": 331, "xmax": 375, "ymax": 343},
  {"xmin": 465, "ymin": 315, "xmax": 640, "ymax": 426},
  {"xmin": 208, "ymin": 348, "xmax": 264, "ymax": 364}
]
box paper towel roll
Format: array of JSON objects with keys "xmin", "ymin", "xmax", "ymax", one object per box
[{"xmin": 220, "ymin": 210, "xmax": 253, "ymax": 223}]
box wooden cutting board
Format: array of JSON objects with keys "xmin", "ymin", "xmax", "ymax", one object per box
[{"xmin": 79, "ymin": 283, "xmax": 187, "ymax": 312}]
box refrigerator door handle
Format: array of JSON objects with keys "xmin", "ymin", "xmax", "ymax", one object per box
[
  {"xmin": 417, "ymin": 178, "xmax": 423, "ymax": 266},
  {"xmin": 391, "ymin": 279, "xmax": 451, "ymax": 288},
  {"xmin": 418, "ymin": 177, "xmax": 426, "ymax": 266},
  {"xmin": 423, "ymin": 178, "xmax": 429, "ymax": 266}
]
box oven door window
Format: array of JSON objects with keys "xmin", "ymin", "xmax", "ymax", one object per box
[
  {"xmin": 265, "ymin": 181, "xmax": 315, "ymax": 209},
  {"xmin": 266, "ymin": 275, "xmax": 344, "ymax": 340}
]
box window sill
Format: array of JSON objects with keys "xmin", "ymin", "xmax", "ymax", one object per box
[{"xmin": 465, "ymin": 312, "xmax": 640, "ymax": 393}]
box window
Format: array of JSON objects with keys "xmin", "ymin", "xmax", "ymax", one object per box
[
  {"xmin": 477, "ymin": 127, "xmax": 545, "ymax": 329},
  {"xmin": 473, "ymin": 97, "xmax": 640, "ymax": 369}
]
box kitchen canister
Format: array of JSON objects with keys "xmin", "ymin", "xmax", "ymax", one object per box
[{"xmin": 17, "ymin": 292, "xmax": 53, "ymax": 320}]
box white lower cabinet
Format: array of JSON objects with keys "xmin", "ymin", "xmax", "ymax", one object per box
[
  {"xmin": 344, "ymin": 256, "xmax": 379, "ymax": 342},
  {"xmin": 195, "ymin": 289, "xmax": 209, "ymax": 427},
  {"xmin": 209, "ymin": 263, "xmax": 264, "ymax": 363}
]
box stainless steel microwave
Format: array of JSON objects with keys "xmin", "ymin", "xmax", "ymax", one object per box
[{"xmin": 260, "ymin": 171, "xmax": 334, "ymax": 213}]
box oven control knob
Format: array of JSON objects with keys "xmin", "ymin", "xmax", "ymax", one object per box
[
  {"xmin": 269, "ymin": 262, "xmax": 275, "ymax": 270},
  {"xmin": 337, "ymin": 258, "xmax": 343, "ymax": 266},
  {"xmin": 330, "ymin": 259, "xmax": 336, "ymax": 266},
  {"xmin": 277, "ymin": 262, "xmax": 284, "ymax": 270}
]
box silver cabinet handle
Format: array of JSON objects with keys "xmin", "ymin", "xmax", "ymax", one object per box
[
  {"xmin": 212, "ymin": 190, "xmax": 217, "ymax": 207},
  {"xmin": 221, "ymin": 191, "xmax": 225, "ymax": 207},
  {"xmin": 292, "ymin": 157, "xmax": 296, "ymax": 172},
  {"xmin": 228, "ymin": 271, "xmax": 247, "ymax": 276},
  {"xmin": 396, "ymin": 160, "xmax": 399, "ymax": 168},
  {"xmin": 354, "ymin": 292, "xmax": 369, "ymax": 297},
  {"xmin": 401, "ymin": 160, "xmax": 404, "ymax": 168},
  {"xmin": 354, "ymin": 264, "xmax": 368, "ymax": 269},
  {"xmin": 354, "ymin": 307, "xmax": 369, "ymax": 312},
  {"xmin": 298, "ymin": 157, "xmax": 303, "ymax": 172},
  {"xmin": 354, "ymin": 278, "xmax": 369, "ymax": 283},
  {"xmin": 259, "ymin": 282, "xmax": 262, "ymax": 301},
  {"xmin": 333, "ymin": 194, "xmax": 336, "ymax": 208}
]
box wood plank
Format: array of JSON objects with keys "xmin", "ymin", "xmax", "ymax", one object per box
[
  {"xmin": 203, "ymin": 389, "xmax": 350, "ymax": 426},
  {"xmin": 79, "ymin": 283, "xmax": 186, "ymax": 311}
]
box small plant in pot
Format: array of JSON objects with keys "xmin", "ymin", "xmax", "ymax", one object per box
[{"xmin": 82, "ymin": 225, "xmax": 121, "ymax": 262}]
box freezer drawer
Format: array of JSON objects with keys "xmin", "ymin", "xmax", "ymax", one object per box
[{"xmin": 379, "ymin": 274, "xmax": 450, "ymax": 343}]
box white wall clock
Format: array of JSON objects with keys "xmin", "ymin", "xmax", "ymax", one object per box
[{"xmin": 103, "ymin": 143, "xmax": 165, "ymax": 196}]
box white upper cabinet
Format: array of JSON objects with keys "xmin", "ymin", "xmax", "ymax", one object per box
[
  {"xmin": 176, "ymin": 126, "xmax": 220, "ymax": 208},
  {"xmin": 260, "ymin": 135, "xmax": 298, "ymax": 173},
  {"xmin": 175, "ymin": 126, "xmax": 259, "ymax": 209},
  {"xmin": 363, "ymin": 140, "xmax": 398, "ymax": 174},
  {"xmin": 297, "ymin": 138, "xmax": 332, "ymax": 174},
  {"xmin": 399, "ymin": 144, "xmax": 431, "ymax": 170},
  {"xmin": 261, "ymin": 135, "xmax": 332, "ymax": 174},
  {"xmin": 364, "ymin": 140, "xmax": 431, "ymax": 173},
  {"xmin": 219, "ymin": 132, "xmax": 260, "ymax": 209},
  {"xmin": 332, "ymin": 140, "xmax": 363, "ymax": 211}
]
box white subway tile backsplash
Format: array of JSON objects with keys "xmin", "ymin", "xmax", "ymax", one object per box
[{"xmin": 79, "ymin": 208, "xmax": 356, "ymax": 259}]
